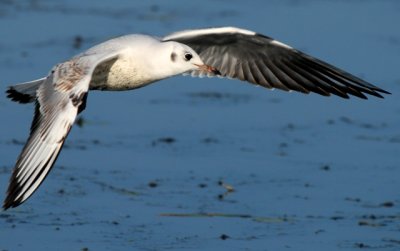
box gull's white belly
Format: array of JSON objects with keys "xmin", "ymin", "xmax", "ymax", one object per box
[{"xmin": 90, "ymin": 57, "xmax": 153, "ymax": 91}]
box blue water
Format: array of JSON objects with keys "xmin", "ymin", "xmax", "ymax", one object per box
[{"xmin": 0, "ymin": 1, "xmax": 399, "ymax": 250}]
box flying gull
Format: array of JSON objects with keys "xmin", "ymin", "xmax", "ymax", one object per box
[{"xmin": 3, "ymin": 27, "xmax": 390, "ymax": 210}]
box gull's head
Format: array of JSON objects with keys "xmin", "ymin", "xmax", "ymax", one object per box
[{"xmin": 160, "ymin": 41, "xmax": 219, "ymax": 77}]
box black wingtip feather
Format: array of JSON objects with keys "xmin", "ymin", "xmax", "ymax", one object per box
[
  {"xmin": 371, "ymin": 87, "xmax": 391, "ymax": 97},
  {"xmin": 296, "ymin": 56, "xmax": 389, "ymax": 99},
  {"xmin": 6, "ymin": 87, "xmax": 35, "ymax": 104},
  {"xmin": 3, "ymin": 195, "xmax": 23, "ymax": 210},
  {"xmin": 378, "ymin": 89, "xmax": 391, "ymax": 95},
  {"xmin": 3, "ymin": 174, "xmax": 25, "ymax": 210}
]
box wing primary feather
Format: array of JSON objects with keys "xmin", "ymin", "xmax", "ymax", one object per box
[
  {"xmin": 259, "ymin": 60, "xmax": 290, "ymax": 91},
  {"xmin": 299, "ymin": 56, "xmax": 384, "ymax": 97},
  {"xmin": 266, "ymin": 60, "xmax": 306, "ymax": 92},
  {"xmin": 295, "ymin": 59, "xmax": 376, "ymax": 98},
  {"xmin": 285, "ymin": 61, "xmax": 350, "ymax": 98},
  {"xmin": 248, "ymin": 61, "xmax": 271, "ymax": 88},
  {"xmin": 277, "ymin": 60, "xmax": 330, "ymax": 96},
  {"xmin": 289, "ymin": 60, "xmax": 351, "ymax": 99},
  {"xmin": 241, "ymin": 61, "xmax": 257, "ymax": 84}
]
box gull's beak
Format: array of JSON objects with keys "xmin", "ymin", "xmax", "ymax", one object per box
[{"xmin": 194, "ymin": 64, "xmax": 221, "ymax": 75}]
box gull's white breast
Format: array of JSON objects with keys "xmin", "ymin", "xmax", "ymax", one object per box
[
  {"xmin": 86, "ymin": 34, "xmax": 165, "ymax": 91},
  {"xmin": 90, "ymin": 54, "xmax": 155, "ymax": 91}
]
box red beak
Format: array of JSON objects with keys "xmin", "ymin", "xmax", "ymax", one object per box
[{"xmin": 194, "ymin": 64, "xmax": 221, "ymax": 75}]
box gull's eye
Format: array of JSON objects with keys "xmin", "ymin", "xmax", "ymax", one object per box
[{"xmin": 184, "ymin": 53, "xmax": 193, "ymax": 61}]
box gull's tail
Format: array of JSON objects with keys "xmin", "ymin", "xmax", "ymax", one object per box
[{"xmin": 6, "ymin": 77, "xmax": 46, "ymax": 103}]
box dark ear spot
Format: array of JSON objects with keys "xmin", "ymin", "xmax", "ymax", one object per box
[{"xmin": 170, "ymin": 52, "xmax": 177, "ymax": 62}]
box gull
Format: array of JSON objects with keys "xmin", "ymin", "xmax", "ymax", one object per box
[{"xmin": 3, "ymin": 27, "xmax": 389, "ymax": 210}]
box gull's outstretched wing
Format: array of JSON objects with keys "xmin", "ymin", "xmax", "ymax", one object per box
[
  {"xmin": 163, "ymin": 27, "xmax": 389, "ymax": 99},
  {"xmin": 3, "ymin": 52, "xmax": 120, "ymax": 210}
]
